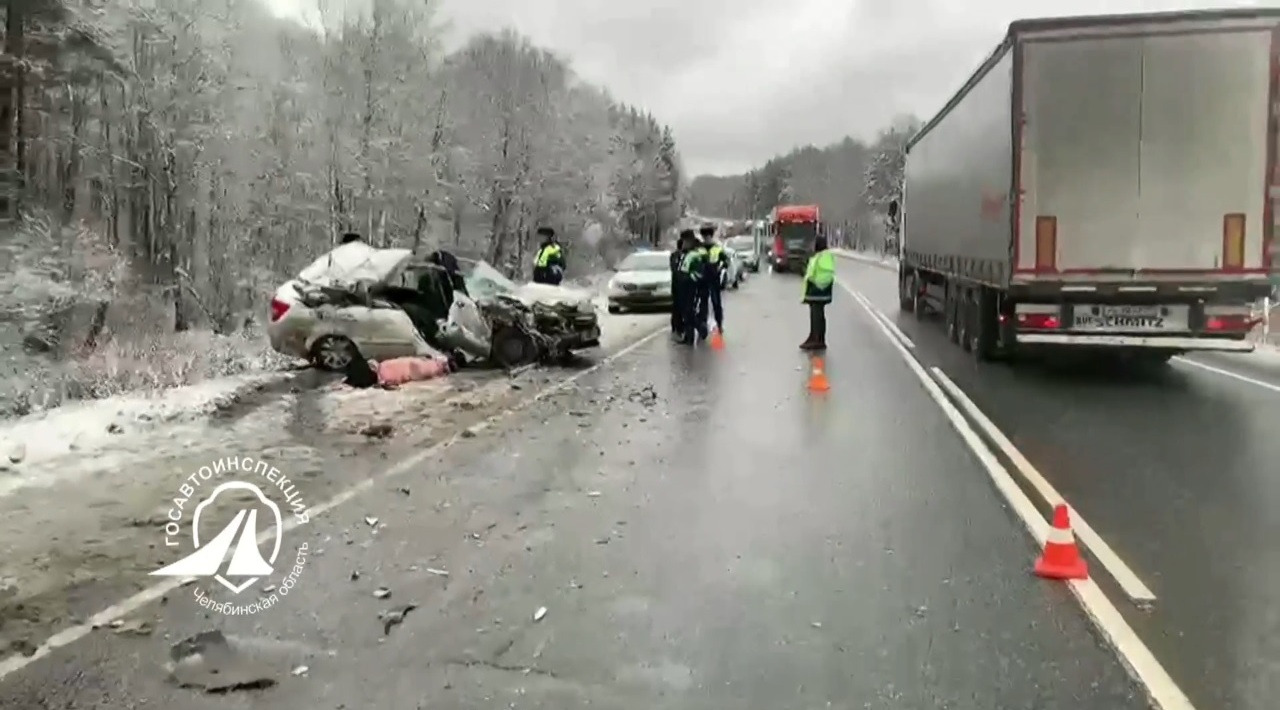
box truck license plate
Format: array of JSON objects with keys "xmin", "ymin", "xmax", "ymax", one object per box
[{"xmin": 1072, "ymin": 305, "xmax": 1183, "ymax": 331}]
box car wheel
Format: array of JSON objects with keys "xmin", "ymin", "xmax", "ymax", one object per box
[
  {"xmin": 607, "ymin": 305, "xmax": 622, "ymax": 314},
  {"xmin": 491, "ymin": 326, "xmax": 539, "ymax": 369},
  {"xmin": 310, "ymin": 334, "xmax": 358, "ymax": 371}
]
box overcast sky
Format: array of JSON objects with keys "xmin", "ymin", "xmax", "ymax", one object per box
[{"xmin": 269, "ymin": 0, "xmax": 1275, "ymax": 176}]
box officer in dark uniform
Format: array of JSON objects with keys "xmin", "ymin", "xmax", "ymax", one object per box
[
  {"xmin": 679, "ymin": 234, "xmax": 710, "ymax": 344},
  {"xmin": 669, "ymin": 231, "xmax": 692, "ymax": 335},
  {"xmin": 700, "ymin": 224, "xmax": 729, "ymax": 333}
]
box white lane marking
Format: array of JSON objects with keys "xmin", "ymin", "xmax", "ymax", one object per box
[
  {"xmin": 930, "ymin": 367, "xmax": 1157, "ymax": 604},
  {"xmin": 848, "ymin": 288, "xmax": 914, "ymax": 349},
  {"xmin": 1172, "ymin": 355, "xmax": 1280, "ymax": 395},
  {"xmin": 0, "ymin": 324, "xmax": 670, "ymax": 682},
  {"xmin": 838, "ymin": 280, "xmax": 1194, "ymax": 710}
]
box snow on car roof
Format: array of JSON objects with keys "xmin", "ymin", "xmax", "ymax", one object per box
[{"xmin": 297, "ymin": 242, "xmax": 412, "ymax": 286}]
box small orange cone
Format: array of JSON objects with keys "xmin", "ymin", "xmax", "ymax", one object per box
[
  {"xmin": 1034, "ymin": 504, "xmax": 1088, "ymax": 580},
  {"xmin": 709, "ymin": 328, "xmax": 725, "ymax": 350},
  {"xmin": 807, "ymin": 356, "xmax": 830, "ymax": 392}
]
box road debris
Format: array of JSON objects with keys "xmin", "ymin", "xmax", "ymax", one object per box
[
  {"xmin": 167, "ymin": 630, "xmax": 276, "ymax": 692},
  {"xmin": 291, "ymin": 665, "xmax": 309, "ymax": 676},
  {"xmin": 373, "ymin": 587, "xmax": 391, "ymax": 599},
  {"xmin": 586, "ymin": 491, "xmax": 602, "ymax": 497},
  {"xmin": 533, "ymin": 606, "xmax": 548, "ymax": 622},
  {"xmin": 425, "ymin": 567, "xmax": 449, "ymax": 577},
  {"xmin": 379, "ymin": 604, "xmax": 417, "ymax": 635},
  {"xmin": 111, "ymin": 618, "xmax": 153, "ymax": 636},
  {"xmin": 5, "ymin": 442, "xmax": 24, "ymax": 465},
  {"xmin": 359, "ymin": 423, "xmax": 394, "ymax": 439},
  {"xmin": 364, "ymin": 516, "xmax": 379, "ymax": 527}
]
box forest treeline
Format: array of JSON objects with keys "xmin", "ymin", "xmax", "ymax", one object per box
[{"xmin": 0, "ymin": 0, "xmax": 687, "ymax": 413}]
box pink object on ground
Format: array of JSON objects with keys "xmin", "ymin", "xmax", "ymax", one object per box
[{"xmin": 376, "ymin": 356, "xmax": 450, "ymax": 387}]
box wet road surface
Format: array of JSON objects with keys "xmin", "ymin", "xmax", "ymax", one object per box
[
  {"xmin": 840, "ymin": 254, "xmax": 1280, "ymax": 710},
  {"xmin": 0, "ymin": 271, "xmax": 1146, "ymax": 708},
  {"xmin": 0, "ymin": 309, "xmax": 661, "ymax": 658}
]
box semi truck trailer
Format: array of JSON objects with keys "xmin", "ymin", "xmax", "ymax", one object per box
[{"xmin": 890, "ymin": 9, "xmax": 1278, "ymax": 362}]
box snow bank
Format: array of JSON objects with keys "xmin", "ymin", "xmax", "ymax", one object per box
[
  {"xmin": 0, "ymin": 371, "xmax": 293, "ymax": 471},
  {"xmin": 1, "ymin": 328, "xmax": 292, "ymax": 418}
]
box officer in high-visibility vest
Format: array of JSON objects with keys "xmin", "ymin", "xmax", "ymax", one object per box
[
  {"xmin": 800, "ymin": 235, "xmax": 836, "ymax": 350},
  {"xmin": 700, "ymin": 224, "xmax": 730, "ymax": 333},
  {"xmin": 678, "ymin": 233, "xmax": 711, "ymax": 344},
  {"xmin": 532, "ymin": 227, "xmax": 565, "ymax": 285}
]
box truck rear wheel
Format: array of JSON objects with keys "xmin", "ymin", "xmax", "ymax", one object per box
[
  {"xmin": 944, "ymin": 282, "xmax": 960, "ymax": 344},
  {"xmin": 898, "ymin": 268, "xmax": 915, "ymax": 313},
  {"xmin": 968, "ymin": 287, "xmax": 998, "ymax": 361}
]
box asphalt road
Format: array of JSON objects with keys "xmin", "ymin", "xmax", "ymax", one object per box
[
  {"xmin": 840, "ymin": 253, "xmax": 1280, "ymax": 710},
  {"xmin": 0, "ymin": 269, "xmax": 1149, "ymax": 709}
]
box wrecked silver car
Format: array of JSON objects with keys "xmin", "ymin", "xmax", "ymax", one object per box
[
  {"xmin": 268, "ymin": 243, "xmax": 599, "ymax": 371},
  {"xmin": 408, "ymin": 258, "xmax": 601, "ymax": 368}
]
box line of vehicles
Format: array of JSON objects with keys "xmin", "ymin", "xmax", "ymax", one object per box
[
  {"xmin": 883, "ymin": 7, "xmax": 1279, "ymax": 363},
  {"xmin": 605, "ymin": 230, "xmax": 756, "ymax": 314}
]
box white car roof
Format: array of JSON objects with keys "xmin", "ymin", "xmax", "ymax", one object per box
[{"xmin": 297, "ymin": 242, "xmax": 412, "ymax": 286}]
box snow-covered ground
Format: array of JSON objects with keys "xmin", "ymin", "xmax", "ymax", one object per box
[
  {"xmin": 0, "ymin": 371, "xmax": 298, "ymax": 476},
  {"xmin": 0, "ymin": 303, "xmax": 657, "ymax": 484}
]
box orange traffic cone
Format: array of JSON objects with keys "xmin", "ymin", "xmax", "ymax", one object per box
[
  {"xmin": 807, "ymin": 356, "xmax": 830, "ymax": 392},
  {"xmin": 709, "ymin": 328, "xmax": 725, "ymax": 350},
  {"xmin": 1034, "ymin": 504, "xmax": 1088, "ymax": 580}
]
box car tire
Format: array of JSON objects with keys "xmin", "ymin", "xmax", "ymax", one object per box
[
  {"xmin": 607, "ymin": 305, "xmax": 622, "ymax": 314},
  {"xmin": 491, "ymin": 326, "xmax": 539, "ymax": 369},
  {"xmin": 310, "ymin": 334, "xmax": 358, "ymax": 371}
]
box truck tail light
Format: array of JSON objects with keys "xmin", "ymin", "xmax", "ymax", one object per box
[
  {"xmin": 1205, "ymin": 314, "xmax": 1256, "ymax": 332},
  {"xmin": 1035, "ymin": 216, "xmax": 1057, "ymax": 271},
  {"xmin": 1016, "ymin": 313, "xmax": 1060, "ymax": 330},
  {"xmin": 1222, "ymin": 213, "xmax": 1245, "ymax": 270}
]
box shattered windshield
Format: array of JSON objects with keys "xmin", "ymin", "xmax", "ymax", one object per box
[{"xmin": 463, "ymin": 260, "xmax": 518, "ymax": 299}]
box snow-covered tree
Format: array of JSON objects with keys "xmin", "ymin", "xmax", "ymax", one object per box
[{"xmin": 0, "ymin": 0, "xmax": 687, "ymax": 413}]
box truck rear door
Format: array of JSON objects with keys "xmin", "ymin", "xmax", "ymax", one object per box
[{"xmin": 1018, "ymin": 21, "xmax": 1272, "ymax": 275}]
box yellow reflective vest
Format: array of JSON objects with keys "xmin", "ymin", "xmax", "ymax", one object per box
[{"xmin": 535, "ymin": 244, "xmax": 562, "ymax": 267}]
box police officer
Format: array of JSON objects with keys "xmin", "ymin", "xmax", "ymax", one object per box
[
  {"xmin": 532, "ymin": 227, "xmax": 565, "ymax": 284},
  {"xmin": 679, "ymin": 233, "xmax": 711, "ymax": 344},
  {"xmin": 700, "ymin": 224, "xmax": 729, "ymax": 333},
  {"xmin": 800, "ymin": 235, "xmax": 837, "ymax": 350},
  {"xmin": 670, "ymin": 230, "xmax": 692, "ymax": 335}
]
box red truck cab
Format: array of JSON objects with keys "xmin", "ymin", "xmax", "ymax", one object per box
[{"xmin": 770, "ymin": 205, "xmax": 821, "ymax": 273}]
